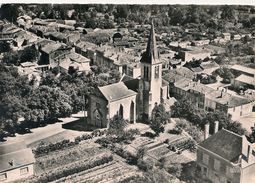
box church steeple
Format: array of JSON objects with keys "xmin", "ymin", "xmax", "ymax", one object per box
[{"xmin": 140, "ymin": 20, "xmax": 160, "ymax": 64}]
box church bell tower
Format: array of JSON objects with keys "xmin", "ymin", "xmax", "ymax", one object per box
[{"xmin": 138, "ymin": 20, "xmax": 162, "ymax": 121}]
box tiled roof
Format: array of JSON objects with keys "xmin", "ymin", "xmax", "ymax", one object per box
[
  {"xmin": 190, "ymin": 67, "xmax": 203, "ymax": 73},
  {"xmin": 200, "ymin": 61, "xmax": 219, "ymax": 70},
  {"xmin": 99, "ymin": 82, "xmax": 137, "ymax": 102},
  {"xmin": 0, "ymin": 140, "xmax": 35, "ymax": 172},
  {"xmin": 163, "ymin": 72, "xmax": 191, "ymax": 83},
  {"xmin": 231, "ymin": 65, "xmax": 255, "ymax": 75},
  {"xmin": 199, "ymin": 129, "xmax": 243, "ymax": 163},
  {"xmin": 174, "ymin": 67, "xmax": 195, "ymax": 79},
  {"xmin": 235, "ymin": 74, "xmax": 255, "ymax": 86},
  {"xmin": 206, "ymin": 90, "xmax": 251, "ymax": 107},
  {"xmin": 41, "ymin": 43, "xmax": 63, "ymax": 54}
]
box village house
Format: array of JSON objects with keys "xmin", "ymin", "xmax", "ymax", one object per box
[
  {"xmin": 197, "ymin": 126, "xmax": 255, "ymax": 183},
  {"xmin": 88, "ymin": 21, "xmax": 170, "ymax": 127},
  {"xmin": 58, "ymin": 52, "xmax": 91, "ymax": 74},
  {"xmin": 230, "ymin": 65, "xmax": 255, "ymax": 78},
  {"xmin": 0, "ymin": 140, "xmax": 35, "ymax": 182},
  {"xmin": 94, "ymin": 45, "xmax": 139, "ymax": 75},
  {"xmin": 178, "ymin": 47, "xmax": 211, "ymax": 62},
  {"xmin": 39, "ymin": 42, "xmax": 72, "ymax": 68},
  {"xmin": 169, "ymin": 41, "xmax": 192, "ymax": 51},
  {"xmin": 199, "ymin": 61, "xmax": 220, "ymax": 75},
  {"xmin": 213, "ymin": 37, "xmax": 228, "ymax": 44},
  {"xmin": 232, "ymin": 34, "xmax": 242, "ymax": 41},
  {"xmin": 165, "ymin": 73, "xmax": 254, "ymax": 120},
  {"xmin": 222, "ymin": 32, "xmax": 231, "ymax": 41},
  {"xmin": 205, "ymin": 89, "xmax": 254, "ymax": 120},
  {"xmin": 191, "ymin": 39, "xmax": 210, "ymax": 46},
  {"xmin": 232, "ymin": 74, "xmax": 255, "ymax": 90},
  {"xmin": 74, "ymin": 41, "xmax": 97, "ymax": 64},
  {"xmin": 18, "ymin": 62, "xmax": 38, "ymax": 75},
  {"xmin": 13, "ymin": 31, "xmax": 38, "ymax": 48},
  {"xmin": 0, "ymin": 25, "xmax": 23, "ymax": 39}
]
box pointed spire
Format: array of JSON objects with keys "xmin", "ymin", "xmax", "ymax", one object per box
[{"xmin": 140, "ymin": 19, "xmax": 160, "ymax": 64}]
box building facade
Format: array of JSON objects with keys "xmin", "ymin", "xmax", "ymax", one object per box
[
  {"xmin": 197, "ymin": 128, "xmax": 255, "ymax": 183},
  {"xmin": 0, "ymin": 140, "xmax": 35, "ymax": 182}
]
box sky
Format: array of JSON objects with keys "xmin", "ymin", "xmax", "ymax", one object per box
[{"xmin": 0, "ymin": 0, "xmax": 255, "ymax": 5}]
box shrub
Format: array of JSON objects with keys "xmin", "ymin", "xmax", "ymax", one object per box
[
  {"xmin": 137, "ymin": 159, "xmax": 153, "ymax": 171},
  {"xmin": 168, "ymin": 127, "xmax": 182, "ymax": 135},
  {"xmin": 141, "ymin": 131, "xmax": 155, "ymax": 138},
  {"xmin": 33, "ymin": 139, "xmax": 76, "ymax": 157},
  {"xmin": 167, "ymin": 163, "xmax": 183, "ymax": 178}
]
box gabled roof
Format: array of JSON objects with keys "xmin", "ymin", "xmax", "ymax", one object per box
[
  {"xmin": 235, "ymin": 74, "xmax": 255, "ymax": 86},
  {"xmin": 231, "ymin": 65, "xmax": 255, "ymax": 76},
  {"xmin": 41, "ymin": 43, "xmax": 62, "ymax": 54},
  {"xmin": 199, "ymin": 129, "xmax": 243, "ymax": 163},
  {"xmin": 140, "ymin": 20, "xmax": 161, "ymax": 64},
  {"xmin": 99, "ymin": 82, "xmax": 137, "ymax": 102},
  {"xmin": 0, "ymin": 140, "xmax": 35, "ymax": 172}
]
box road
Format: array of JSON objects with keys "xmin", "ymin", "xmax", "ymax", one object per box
[{"xmin": 4, "ymin": 116, "xmax": 85, "ymax": 147}]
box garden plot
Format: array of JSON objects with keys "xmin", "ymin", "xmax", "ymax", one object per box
[
  {"xmin": 53, "ymin": 160, "xmax": 140, "ymax": 183},
  {"xmin": 146, "ymin": 143, "xmax": 172, "ymax": 160},
  {"xmin": 34, "ymin": 141, "xmax": 106, "ymax": 174}
]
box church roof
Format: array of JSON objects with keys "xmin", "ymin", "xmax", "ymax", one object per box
[
  {"xmin": 98, "ymin": 82, "xmax": 137, "ymax": 102},
  {"xmin": 140, "ymin": 20, "xmax": 161, "ymax": 64}
]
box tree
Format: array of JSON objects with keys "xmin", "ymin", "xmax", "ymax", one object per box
[
  {"xmin": 221, "ymin": 5, "xmax": 236, "ymax": 22},
  {"xmin": 2, "ymin": 52, "xmax": 19, "ymax": 65},
  {"xmin": 20, "ymin": 46, "xmax": 39, "ymax": 63},
  {"xmin": 0, "ymin": 41, "xmax": 11, "ymax": 53},
  {"xmin": 115, "ymin": 5, "xmax": 129, "ymax": 19},
  {"xmin": 150, "ymin": 104, "xmax": 167, "ymax": 136},
  {"xmin": 213, "ymin": 67, "xmax": 234, "ymax": 83},
  {"xmin": 0, "ymin": 4, "xmax": 19, "ymax": 22},
  {"xmin": 171, "ymin": 96, "xmax": 247, "ymax": 136},
  {"xmin": 249, "ymin": 126, "xmax": 255, "ymax": 143},
  {"xmin": 107, "ymin": 115, "xmax": 127, "ymax": 136}
]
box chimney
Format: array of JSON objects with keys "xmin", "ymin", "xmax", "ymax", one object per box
[
  {"xmin": 204, "ymin": 123, "xmax": 210, "ymax": 140},
  {"xmin": 214, "ymin": 121, "xmax": 219, "ymax": 134}
]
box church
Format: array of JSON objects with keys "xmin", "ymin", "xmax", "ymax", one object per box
[{"xmin": 87, "ymin": 21, "xmax": 169, "ymax": 128}]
